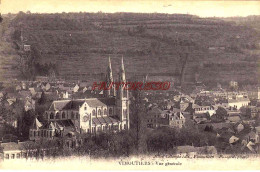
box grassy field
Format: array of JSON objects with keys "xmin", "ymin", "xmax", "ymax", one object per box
[{"xmin": 3, "ymin": 12, "xmax": 260, "ymax": 87}]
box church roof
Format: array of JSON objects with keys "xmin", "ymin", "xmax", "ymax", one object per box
[
  {"xmin": 49, "ymin": 98, "xmax": 116, "ymax": 111},
  {"xmin": 92, "ymin": 116, "xmax": 120, "ymax": 126}
]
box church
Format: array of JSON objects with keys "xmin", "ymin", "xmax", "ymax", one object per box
[{"xmin": 29, "ymin": 57, "xmax": 130, "ymax": 140}]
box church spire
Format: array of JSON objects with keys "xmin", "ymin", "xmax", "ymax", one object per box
[
  {"xmin": 105, "ymin": 56, "xmax": 115, "ymax": 97},
  {"xmin": 119, "ymin": 56, "xmax": 126, "ymax": 82},
  {"xmin": 107, "ymin": 56, "xmax": 113, "ymax": 83}
]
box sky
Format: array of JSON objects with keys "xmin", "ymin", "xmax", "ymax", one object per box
[{"xmin": 1, "ymin": 0, "xmax": 260, "ymax": 18}]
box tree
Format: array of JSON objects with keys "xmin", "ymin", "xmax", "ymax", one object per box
[
  {"xmin": 38, "ymin": 91, "xmax": 46, "ymax": 105},
  {"xmin": 215, "ymin": 106, "xmax": 228, "ymax": 120},
  {"xmin": 130, "ymin": 89, "xmax": 147, "ymax": 154}
]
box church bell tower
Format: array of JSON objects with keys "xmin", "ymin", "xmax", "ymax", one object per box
[{"xmin": 116, "ymin": 56, "xmax": 130, "ymax": 130}]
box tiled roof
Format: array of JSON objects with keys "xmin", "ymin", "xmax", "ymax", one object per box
[
  {"xmin": 227, "ymin": 115, "xmax": 241, "ymax": 123},
  {"xmin": 1, "ymin": 141, "xmax": 36, "ymax": 152},
  {"xmin": 49, "ymin": 100, "xmax": 71, "ymax": 111},
  {"xmin": 85, "ymin": 98, "xmax": 115, "ymax": 107},
  {"xmin": 49, "ymin": 98, "xmax": 116, "ymax": 111},
  {"xmin": 92, "ymin": 118, "xmax": 101, "ymax": 125},
  {"xmin": 92, "ymin": 117, "xmax": 120, "ymax": 126},
  {"xmin": 228, "ymin": 98, "xmax": 250, "ymax": 103},
  {"xmin": 211, "ymin": 122, "xmax": 232, "ymax": 130}
]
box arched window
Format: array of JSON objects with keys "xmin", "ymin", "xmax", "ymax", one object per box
[
  {"xmin": 109, "ymin": 108, "xmax": 113, "ymax": 116},
  {"xmin": 92, "ymin": 110, "xmax": 96, "ymax": 116},
  {"xmin": 123, "ymin": 109, "xmax": 127, "ymax": 118},
  {"xmin": 104, "ymin": 108, "xmax": 107, "ymax": 115},
  {"xmin": 98, "ymin": 109, "xmax": 101, "ymax": 116},
  {"xmin": 84, "ymin": 106, "xmax": 87, "ymax": 111},
  {"xmin": 123, "ymin": 90, "xmax": 127, "ymax": 98},
  {"xmin": 56, "ymin": 113, "xmax": 60, "ymax": 119},
  {"xmin": 62, "ymin": 112, "xmax": 66, "ymax": 119},
  {"xmin": 50, "ymin": 113, "xmax": 54, "ymax": 119}
]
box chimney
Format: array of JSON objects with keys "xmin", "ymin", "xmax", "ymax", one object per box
[{"xmin": 17, "ymin": 140, "xmax": 20, "ymax": 144}]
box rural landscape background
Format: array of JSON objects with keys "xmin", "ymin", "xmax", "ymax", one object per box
[{"xmin": 0, "ymin": 12, "xmax": 260, "ymax": 90}]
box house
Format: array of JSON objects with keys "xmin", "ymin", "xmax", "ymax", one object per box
[
  {"xmin": 21, "ymin": 82, "xmax": 27, "ymax": 90},
  {"xmin": 73, "ymin": 84, "xmax": 80, "ymax": 93},
  {"xmin": 23, "ymin": 45, "xmax": 31, "ymax": 52},
  {"xmin": 24, "ymin": 99, "xmax": 35, "ymax": 112},
  {"xmin": 224, "ymin": 98, "xmax": 250, "ymax": 110},
  {"xmin": 229, "ymin": 81, "xmax": 238, "ymax": 88},
  {"xmin": 229, "ymin": 136, "xmax": 239, "ymax": 144},
  {"xmin": 0, "ymin": 140, "xmax": 58, "ymax": 160},
  {"xmin": 246, "ymin": 106, "xmax": 258, "ymax": 118},
  {"xmin": 0, "ymin": 141, "xmax": 29, "ymax": 160},
  {"xmin": 146, "ymin": 108, "xmax": 185, "ymax": 129},
  {"xmin": 42, "ymin": 83, "xmax": 51, "ymax": 91},
  {"xmin": 146, "ymin": 107, "xmax": 162, "ymax": 128},
  {"xmin": 29, "ymin": 118, "xmax": 61, "ymax": 141},
  {"xmin": 192, "ymin": 104, "xmax": 216, "ymax": 117},
  {"xmin": 82, "ymin": 87, "xmax": 88, "ymax": 93},
  {"xmin": 15, "ymin": 85, "xmax": 22, "ymax": 91},
  {"xmin": 242, "ymin": 131, "xmax": 259, "ymax": 144},
  {"xmin": 61, "ymin": 91, "xmax": 70, "ymax": 99},
  {"xmin": 169, "ymin": 112, "xmax": 185, "ymax": 128},
  {"xmin": 235, "ymin": 123, "xmax": 244, "ymax": 133}
]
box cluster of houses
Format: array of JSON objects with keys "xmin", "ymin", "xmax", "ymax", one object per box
[
  {"xmin": 1, "ymin": 71, "xmax": 260, "ymax": 159},
  {"xmin": 144, "ymin": 83, "xmax": 260, "ymax": 154},
  {"xmin": 0, "ymin": 57, "xmax": 131, "ymax": 160}
]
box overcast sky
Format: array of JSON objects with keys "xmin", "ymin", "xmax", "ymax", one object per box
[{"xmin": 1, "ymin": 0, "xmax": 260, "ymax": 17}]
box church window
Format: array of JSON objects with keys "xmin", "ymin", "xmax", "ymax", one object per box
[
  {"xmin": 56, "ymin": 113, "xmax": 60, "ymax": 119},
  {"xmin": 71, "ymin": 112, "xmax": 74, "ymax": 119},
  {"xmin": 123, "ymin": 109, "xmax": 127, "ymax": 118},
  {"xmin": 104, "ymin": 108, "xmax": 107, "ymax": 115},
  {"xmin": 50, "ymin": 113, "xmax": 54, "ymax": 119},
  {"xmin": 92, "ymin": 110, "xmax": 96, "ymax": 116},
  {"xmin": 98, "ymin": 109, "xmax": 102, "ymax": 116},
  {"xmin": 123, "ymin": 90, "xmax": 127, "ymax": 97},
  {"xmin": 84, "ymin": 106, "xmax": 87, "ymax": 111},
  {"xmin": 109, "ymin": 108, "xmax": 113, "ymax": 116},
  {"xmin": 76, "ymin": 113, "xmax": 79, "ymax": 119},
  {"xmin": 5, "ymin": 154, "xmax": 9, "ymax": 159},
  {"xmin": 62, "ymin": 112, "xmax": 66, "ymax": 119}
]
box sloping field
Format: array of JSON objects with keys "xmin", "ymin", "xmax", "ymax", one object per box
[{"xmin": 7, "ymin": 13, "xmax": 260, "ymax": 86}]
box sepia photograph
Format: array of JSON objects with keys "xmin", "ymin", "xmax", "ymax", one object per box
[{"xmin": 0, "ymin": 0, "xmax": 259, "ymax": 170}]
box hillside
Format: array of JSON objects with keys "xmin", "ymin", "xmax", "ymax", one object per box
[
  {"xmin": 6, "ymin": 12, "xmax": 260, "ymax": 87},
  {"xmin": 0, "ymin": 14, "xmax": 20, "ymax": 82}
]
